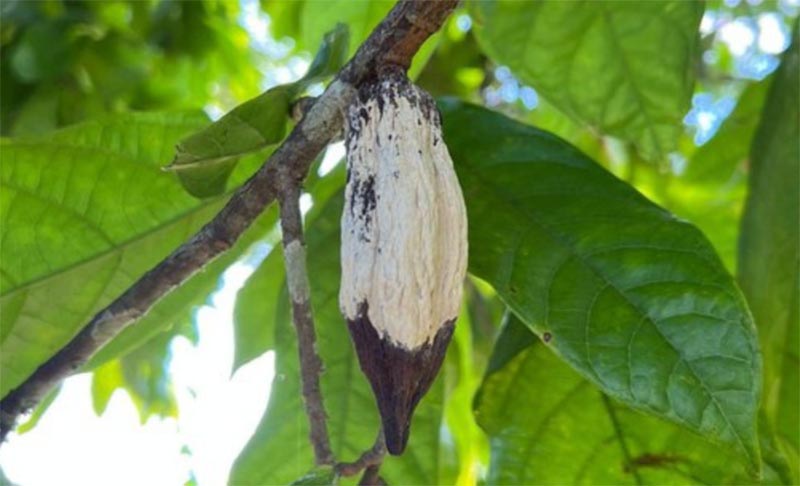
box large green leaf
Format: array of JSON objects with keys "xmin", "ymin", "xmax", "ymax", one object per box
[
  {"xmin": 472, "ymin": 0, "xmax": 702, "ymax": 161},
  {"xmin": 656, "ymin": 176, "xmax": 746, "ymax": 274},
  {"xmin": 164, "ymin": 24, "xmax": 349, "ymax": 198},
  {"xmin": 475, "ymin": 315, "xmax": 780, "ymax": 485},
  {"xmin": 230, "ymin": 193, "xmax": 455, "ymax": 486},
  {"xmin": 442, "ymin": 298, "xmax": 490, "ymax": 485},
  {"xmin": 301, "ymin": 0, "xmax": 391, "ymax": 57},
  {"xmin": 440, "ymin": 100, "xmax": 761, "ymax": 467},
  {"xmin": 738, "ymin": 30, "xmax": 799, "ymax": 478},
  {"xmin": 0, "ymin": 112, "xmax": 274, "ymax": 403},
  {"xmin": 609, "ymin": 76, "xmax": 771, "ymax": 272}
]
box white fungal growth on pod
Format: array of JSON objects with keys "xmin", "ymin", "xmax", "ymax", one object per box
[{"xmin": 340, "ymin": 71, "xmax": 468, "ymax": 455}]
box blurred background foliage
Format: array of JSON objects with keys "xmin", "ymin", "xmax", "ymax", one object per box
[
  {"xmin": 1, "ymin": 0, "xmax": 264, "ymax": 136},
  {"xmin": 0, "ymin": 0, "xmax": 798, "ymax": 485}
]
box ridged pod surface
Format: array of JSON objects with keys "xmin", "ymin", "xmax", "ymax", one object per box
[{"xmin": 340, "ymin": 71, "xmax": 468, "ymax": 455}]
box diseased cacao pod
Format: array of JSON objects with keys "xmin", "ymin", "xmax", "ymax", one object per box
[{"xmin": 340, "ymin": 71, "xmax": 468, "ymax": 455}]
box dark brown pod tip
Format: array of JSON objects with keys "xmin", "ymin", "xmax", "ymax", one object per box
[{"xmin": 346, "ymin": 303, "xmax": 455, "ymax": 455}]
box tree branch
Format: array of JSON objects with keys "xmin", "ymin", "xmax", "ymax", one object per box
[
  {"xmin": 0, "ymin": 0, "xmax": 459, "ymax": 441},
  {"xmin": 336, "ymin": 431, "xmax": 386, "ymax": 478},
  {"xmin": 278, "ymin": 181, "xmax": 334, "ymax": 465},
  {"xmin": 358, "ymin": 465, "xmax": 386, "ymax": 486}
]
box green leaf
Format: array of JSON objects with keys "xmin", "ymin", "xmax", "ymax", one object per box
[
  {"xmin": 230, "ymin": 193, "xmax": 455, "ymax": 486},
  {"xmin": 0, "ymin": 112, "xmax": 274, "ymax": 402},
  {"xmin": 301, "ymin": 1, "xmax": 392, "ymax": 59},
  {"xmin": 91, "ymin": 331, "xmax": 178, "ymax": 422},
  {"xmin": 300, "ymin": 23, "xmax": 350, "ymax": 87},
  {"xmin": 483, "ymin": 311, "xmax": 538, "ymax": 377},
  {"xmin": 526, "ymin": 97, "xmax": 608, "ymax": 164},
  {"xmin": 471, "ymin": 0, "xmax": 702, "ymax": 161},
  {"xmin": 165, "ymin": 24, "xmax": 350, "ymax": 198},
  {"xmin": 620, "ymin": 148, "xmax": 746, "ymax": 273},
  {"xmin": 290, "ymin": 466, "xmax": 337, "ymax": 486},
  {"xmin": 261, "ymin": 0, "xmax": 303, "ymax": 44},
  {"xmin": 738, "ymin": 28, "xmax": 799, "ymax": 479},
  {"xmin": 475, "ymin": 315, "xmax": 776, "ymax": 485},
  {"xmin": 440, "ymin": 100, "xmax": 761, "ymax": 467},
  {"xmin": 166, "ymin": 85, "xmax": 292, "ymax": 198},
  {"xmin": 92, "ymin": 358, "xmax": 125, "ymax": 416},
  {"xmin": 685, "ymin": 78, "xmax": 772, "ymax": 183},
  {"xmin": 655, "ymin": 173, "xmax": 746, "ymax": 274}
]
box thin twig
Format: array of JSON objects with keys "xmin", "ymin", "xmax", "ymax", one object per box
[
  {"xmin": 278, "ymin": 181, "xmax": 334, "ymax": 465},
  {"xmin": 358, "ymin": 465, "xmax": 386, "ymax": 486},
  {"xmin": 336, "ymin": 431, "xmax": 386, "ymax": 478},
  {"xmin": 0, "ymin": 0, "xmax": 459, "ymax": 441}
]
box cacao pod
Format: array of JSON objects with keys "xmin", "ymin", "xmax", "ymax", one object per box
[{"xmin": 340, "ymin": 71, "xmax": 468, "ymax": 455}]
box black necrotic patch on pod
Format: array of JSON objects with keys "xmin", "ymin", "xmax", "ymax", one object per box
[{"xmin": 347, "ymin": 302, "xmax": 455, "ymax": 455}]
